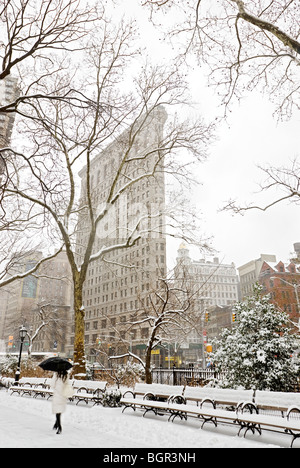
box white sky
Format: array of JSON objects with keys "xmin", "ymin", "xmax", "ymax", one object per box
[
  {"xmin": 119, "ymin": 0, "xmax": 300, "ymax": 271},
  {"xmin": 188, "ymin": 95, "xmax": 300, "ymax": 269}
]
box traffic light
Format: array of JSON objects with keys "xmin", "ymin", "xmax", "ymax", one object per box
[
  {"xmin": 205, "ymin": 311, "xmax": 210, "ymax": 322},
  {"xmin": 232, "ymin": 312, "xmax": 236, "ymax": 322}
]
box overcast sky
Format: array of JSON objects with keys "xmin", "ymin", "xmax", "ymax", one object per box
[
  {"xmin": 188, "ymin": 93, "xmax": 300, "ymax": 270},
  {"xmin": 119, "ymin": 1, "xmax": 300, "ymax": 271}
]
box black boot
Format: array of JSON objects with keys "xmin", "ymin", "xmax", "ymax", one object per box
[
  {"xmin": 55, "ymin": 414, "xmax": 62, "ymax": 434},
  {"xmin": 53, "ymin": 417, "xmax": 58, "ymax": 430}
]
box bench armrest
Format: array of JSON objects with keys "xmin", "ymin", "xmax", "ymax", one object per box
[
  {"xmin": 143, "ymin": 392, "xmax": 156, "ymax": 401},
  {"xmin": 200, "ymin": 397, "xmax": 216, "ymax": 409},
  {"xmin": 287, "ymin": 406, "xmax": 300, "ymax": 420},
  {"xmin": 168, "ymin": 394, "xmax": 186, "ymax": 404},
  {"xmin": 122, "ymin": 390, "xmax": 135, "ymax": 398},
  {"xmin": 238, "ymin": 401, "xmax": 258, "ymax": 414}
]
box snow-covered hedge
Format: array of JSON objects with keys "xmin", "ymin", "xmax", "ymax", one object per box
[
  {"xmin": 0, "ymin": 354, "xmax": 18, "ymax": 377},
  {"xmin": 102, "ymin": 389, "xmax": 122, "ymax": 407}
]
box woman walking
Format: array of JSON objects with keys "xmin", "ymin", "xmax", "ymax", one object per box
[{"xmin": 51, "ymin": 369, "xmax": 73, "ymax": 434}]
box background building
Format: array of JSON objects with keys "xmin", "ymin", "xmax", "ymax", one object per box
[
  {"xmin": 0, "ymin": 250, "xmax": 72, "ymax": 354},
  {"xmin": 291, "ymin": 242, "xmax": 300, "ymax": 264},
  {"xmin": 66, "ymin": 108, "xmax": 167, "ymax": 365},
  {"xmin": 0, "ymin": 76, "xmax": 19, "ymax": 149},
  {"xmin": 174, "ymin": 243, "xmax": 239, "ymax": 365},
  {"xmin": 205, "ymin": 305, "xmax": 234, "ymax": 342},
  {"xmin": 238, "ymin": 254, "xmax": 277, "ymax": 298},
  {"xmin": 175, "ymin": 243, "xmax": 239, "ymax": 308},
  {"xmin": 259, "ymin": 259, "xmax": 300, "ymax": 325},
  {"xmin": 238, "ymin": 242, "xmax": 300, "ymax": 328}
]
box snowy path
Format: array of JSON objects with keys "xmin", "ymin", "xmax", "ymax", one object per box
[{"xmin": 0, "ymin": 390, "xmax": 285, "ymax": 448}]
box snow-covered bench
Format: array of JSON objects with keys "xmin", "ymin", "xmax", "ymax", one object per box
[
  {"xmin": 121, "ymin": 383, "xmax": 185, "ymax": 414},
  {"xmin": 181, "ymin": 386, "xmax": 254, "ymax": 411},
  {"xmin": 123, "ymin": 383, "xmax": 185, "ymax": 400},
  {"xmin": 252, "ymin": 390, "xmax": 300, "ymax": 418},
  {"xmin": 121, "ymin": 385, "xmax": 254, "ymax": 421},
  {"xmin": 71, "ymin": 379, "xmax": 107, "ymax": 392},
  {"xmin": 10, "ymin": 378, "xmax": 49, "ymax": 397},
  {"xmin": 10, "ymin": 377, "xmax": 108, "ymax": 404},
  {"xmin": 161, "ymin": 399, "xmax": 300, "ymax": 447},
  {"xmin": 235, "ymin": 411, "xmax": 300, "ymax": 447},
  {"xmin": 72, "ymin": 380, "xmax": 108, "ymax": 406}
]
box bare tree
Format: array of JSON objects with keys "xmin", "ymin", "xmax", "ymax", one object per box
[
  {"xmin": 223, "ymin": 157, "xmax": 300, "ymax": 214},
  {"xmin": 108, "ymin": 276, "xmax": 197, "ymax": 384},
  {"xmin": 142, "ymin": 0, "xmax": 300, "ymax": 118},
  {"xmin": 0, "ymin": 0, "xmax": 100, "ymax": 80},
  {"xmin": 1, "ymin": 8, "xmax": 214, "ymax": 376},
  {"xmin": 0, "ymin": 1, "xmax": 104, "ymax": 285}
]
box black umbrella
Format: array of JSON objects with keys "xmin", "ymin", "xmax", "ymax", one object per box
[{"xmin": 39, "ymin": 357, "xmax": 73, "ymax": 372}]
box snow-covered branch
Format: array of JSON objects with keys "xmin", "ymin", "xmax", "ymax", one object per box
[{"xmin": 108, "ymin": 352, "xmax": 146, "ymax": 369}]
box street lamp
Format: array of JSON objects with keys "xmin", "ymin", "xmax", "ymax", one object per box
[{"xmin": 14, "ymin": 326, "xmax": 27, "ymax": 385}]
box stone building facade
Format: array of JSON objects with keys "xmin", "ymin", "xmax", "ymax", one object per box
[
  {"xmin": 0, "ymin": 76, "xmax": 19, "ymax": 149},
  {"xmin": 0, "ymin": 251, "xmax": 72, "ymax": 354},
  {"xmin": 238, "ymin": 254, "xmax": 277, "ymax": 298},
  {"xmin": 174, "ymin": 243, "xmax": 239, "ymax": 365},
  {"xmin": 66, "ymin": 108, "xmax": 168, "ymax": 365}
]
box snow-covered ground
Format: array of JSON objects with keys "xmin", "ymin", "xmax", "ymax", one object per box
[{"xmin": 0, "ymin": 388, "xmax": 292, "ymax": 449}]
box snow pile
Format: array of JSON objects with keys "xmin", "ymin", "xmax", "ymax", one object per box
[{"xmin": 0, "ymin": 376, "xmax": 14, "ymax": 388}]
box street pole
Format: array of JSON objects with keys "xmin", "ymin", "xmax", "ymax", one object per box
[{"xmin": 14, "ymin": 326, "xmax": 27, "ymax": 385}]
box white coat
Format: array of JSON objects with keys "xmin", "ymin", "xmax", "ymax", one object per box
[{"xmin": 51, "ymin": 374, "xmax": 72, "ymax": 414}]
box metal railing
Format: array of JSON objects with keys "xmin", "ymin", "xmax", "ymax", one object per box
[{"xmin": 151, "ymin": 367, "xmax": 221, "ymax": 386}]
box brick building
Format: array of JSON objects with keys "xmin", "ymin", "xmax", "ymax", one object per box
[{"xmin": 259, "ymin": 260, "xmax": 300, "ymax": 324}]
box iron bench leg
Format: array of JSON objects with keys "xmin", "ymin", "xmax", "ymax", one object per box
[
  {"xmin": 285, "ymin": 429, "xmax": 300, "ymax": 448},
  {"xmin": 238, "ymin": 421, "xmax": 262, "ymax": 437}
]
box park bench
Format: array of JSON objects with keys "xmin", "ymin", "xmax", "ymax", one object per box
[
  {"xmin": 121, "ymin": 383, "xmax": 185, "ymax": 414},
  {"xmin": 10, "ymin": 378, "xmax": 48, "ymax": 397},
  {"xmin": 122, "ymin": 383, "xmax": 185, "ymax": 401},
  {"xmin": 180, "ymin": 386, "xmax": 254, "ymax": 411},
  {"xmin": 72, "ymin": 380, "xmax": 108, "ymax": 406},
  {"xmin": 250, "ymin": 390, "xmax": 300, "ymax": 418},
  {"xmin": 166, "ymin": 398, "xmax": 300, "ymax": 447},
  {"xmin": 9, "ymin": 377, "xmax": 108, "ymax": 404},
  {"xmin": 234, "ymin": 411, "xmax": 300, "ymax": 448}
]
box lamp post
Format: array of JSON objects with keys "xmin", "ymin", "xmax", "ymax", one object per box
[{"xmin": 15, "ymin": 326, "xmax": 27, "ymax": 385}]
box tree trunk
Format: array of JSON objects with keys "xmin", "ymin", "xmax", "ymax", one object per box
[
  {"xmin": 72, "ymin": 278, "xmax": 86, "ymax": 378},
  {"xmin": 145, "ymin": 348, "xmax": 153, "ymax": 384}
]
